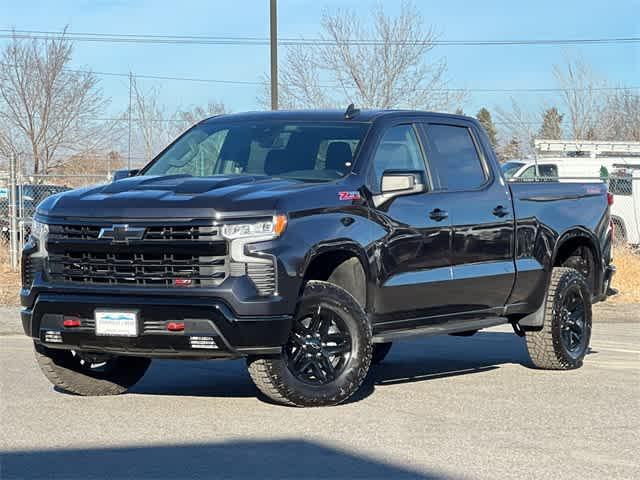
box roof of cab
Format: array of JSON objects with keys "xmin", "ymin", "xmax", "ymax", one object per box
[{"xmin": 201, "ymin": 109, "xmax": 474, "ymax": 124}]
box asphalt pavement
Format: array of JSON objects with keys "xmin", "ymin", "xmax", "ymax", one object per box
[{"xmin": 1, "ymin": 304, "xmax": 638, "ymax": 480}]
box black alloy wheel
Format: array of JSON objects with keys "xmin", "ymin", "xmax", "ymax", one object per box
[
  {"xmin": 559, "ymin": 285, "xmax": 588, "ymax": 357},
  {"xmin": 246, "ymin": 281, "xmax": 372, "ymax": 407},
  {"xmin": 285, "ymin": 304, "xmax": 352, "ymax": 385}
]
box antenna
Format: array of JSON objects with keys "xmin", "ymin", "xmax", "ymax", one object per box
[{"xmin": 344, "ymin": 103, "xmax": 360, "ymax": 119}]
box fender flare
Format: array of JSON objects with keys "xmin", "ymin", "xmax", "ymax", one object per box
[
  {"xmin": 551, "ymin": 226, "xmax": 602, "ymax": 268},
  {"xmin": 552, "ymin": 228, "xmax": 603, "ymax": 294},
  {"xmin": 301, "ymin": 241, "xmax": 372, "ymax": 310},
  {"xmin": 518, "ymin": 227, "xmax": 603, "ymax": 329}
]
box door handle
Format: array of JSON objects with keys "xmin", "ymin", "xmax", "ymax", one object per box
[
  {"xmin": 492, "ymin": 205, "xmax": 510, "ymax": 218},
  {"xmin": 429, "ymin": 208, "xmax": 448, "ymax": 222}
]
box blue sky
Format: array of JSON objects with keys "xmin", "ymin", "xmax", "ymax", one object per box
[{"xmin": 2, "ymin": 0, "xmax": 639, "ymax": 121}]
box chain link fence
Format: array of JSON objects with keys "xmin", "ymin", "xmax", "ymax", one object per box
[{"xmin": 1, "ymin": 156, "xmax": 111, "ymax": 270}]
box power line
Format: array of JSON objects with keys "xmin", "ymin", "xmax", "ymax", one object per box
[
  {"xmin": 3, "ymin": 61, "xmax": 638, "ymax": 93},
  {"xmin": 75, "ymin": 69, "xmax": 640, "ymax": 92},
  {"xmin": 1, "ymin": 29, "xmax": 639, "ymax": 47}
]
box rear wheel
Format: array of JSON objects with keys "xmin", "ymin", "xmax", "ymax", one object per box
[
  {"xmin": 247, "ymin": 281, "xmax": 372, "ymax": 407},
  {"xmin": 525, "ymin": 268, "xmax": 592, "ymax": 369},
  {"xmin": 34, "ymin": 342, "xmax": 151, "ymax": 395}
]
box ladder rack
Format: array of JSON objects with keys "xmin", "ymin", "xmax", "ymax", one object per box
[{"xmin": 535, "ymin": 139, "xmax": 640, "ymax": 157}]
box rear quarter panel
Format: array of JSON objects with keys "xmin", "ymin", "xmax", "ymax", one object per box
[{"xmin": 508, "ymin": 181, "xmax": 610, "ymax": 311}]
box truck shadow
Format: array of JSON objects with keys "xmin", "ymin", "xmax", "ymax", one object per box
[
  {"xmin": 371, "ymin": 331, "xmax": 531, "ymax": 387},
  {"xmin": 130, "ymin": 331, "xmax": 533, "ymax": 402},
  {"xmin": 348, "ymin": 331, "xmax": 532, "ymax": 402},
  {"xmin": 0, "ymin": 439, "xmax": 450, "ymax": 479}
]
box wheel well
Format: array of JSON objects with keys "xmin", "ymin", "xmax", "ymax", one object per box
[
  {"xmin": 554, "ymin": 236, "xmax": 598, "ymax": 293},
  {"xmin": 302, "ymin": 251, "xmax": 367, "ymax": 308}
]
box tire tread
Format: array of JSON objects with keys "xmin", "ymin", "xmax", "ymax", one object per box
[
  {"xmin": 34, "ymin": 343, "xmax": 150, "ymax": 396},
  {"xmin": 525, "ymin": 267, "xmax": 591, "ymax": 370}
]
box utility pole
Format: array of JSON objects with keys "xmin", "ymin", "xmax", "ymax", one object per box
[
  {"xmin": 270, "ymin": 0, "xmax": 278, "ymax": 110},
  {"xmin": 8, "ymin": 153, "xmax": 19, "ymax": 271},
  {"xmin": 127, "ymin": 71, "xmax": 133, "ymax": 170}
]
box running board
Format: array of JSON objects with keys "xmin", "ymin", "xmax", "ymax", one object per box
[{"xmin": 372, "ymin": 317, "xmax": 509, "ymax": 343}]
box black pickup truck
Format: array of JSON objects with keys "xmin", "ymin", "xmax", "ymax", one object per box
[{"xmin": 21, "ymin": 108, "xmax": 615, "ymax": 407}]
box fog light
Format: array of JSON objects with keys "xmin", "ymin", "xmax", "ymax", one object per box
[
  {"xmin": 189, "ymin": 336, "xmax": 218, "ymax": 349},
  {"xmin": 44, "ymin": 330, "xmax": 63, "ymax": 343}
]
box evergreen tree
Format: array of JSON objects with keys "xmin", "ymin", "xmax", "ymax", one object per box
[
  {"xmin": 537, "ymin": 107, "xmax": 564, "ymax": 140},
  {"xmin": 476, "ymin": 108, "xmax": 498, "ymax": 149},
  {"xmin": 500, "ymin": 136, "xmax": 522, "ymax": 162}
]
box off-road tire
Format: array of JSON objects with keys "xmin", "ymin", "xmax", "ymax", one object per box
[
  {"xmin": 247, "ymin": 280, "xmax": 372, "ymax": 407},
  {"xmin": 371, "ymin": 342, "xmax": 393, "ymax": 364},
  {"xmin": 34, "ymin": 342, "xmax": 151, "ymax": 395},
  {"xmin": 525, "ymin": 267, "xmax": 592, "ymax": 370}
]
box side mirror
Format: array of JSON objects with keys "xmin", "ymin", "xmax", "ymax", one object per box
[
  {"xmin": 374, "ymin": 171, "xmax": 426, "ymax": 207},
  {"xmin": 112, "ymin": 169, "xmax": 139, "ymax": 182}
]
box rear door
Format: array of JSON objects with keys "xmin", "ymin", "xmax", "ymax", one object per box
[{"xmin": 419, "ymin": 120, "xmax": 515, "ymax": 314}]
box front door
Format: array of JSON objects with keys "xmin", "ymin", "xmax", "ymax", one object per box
[
  {"xmin": 420, "ymin": 121, "xmax": 515, "ymax": 315},
  {"xmin": 368, "ymin": 123, "xmax": 454, "ymax": 325}
]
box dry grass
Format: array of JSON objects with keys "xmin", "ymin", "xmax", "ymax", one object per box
[
  {"xmin": 0, "ymin": 247, "xmax": 21, "ymax": 306},
  {"xmin": 610, "ymin": 246, "xmax": 640, "ymax": 304},
  {"xmin": 0, "ymin": 244, "xmax": 638, "ymax": 307}
]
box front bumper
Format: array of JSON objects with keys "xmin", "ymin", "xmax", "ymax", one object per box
[{"xmin": 22, "ymin": 292, "xmax": 292, "ymax": 358}]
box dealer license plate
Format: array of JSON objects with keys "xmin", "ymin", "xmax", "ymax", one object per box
[{"xmin": 95, "ymin": 310, "xmax": 138, "ymax": 337}]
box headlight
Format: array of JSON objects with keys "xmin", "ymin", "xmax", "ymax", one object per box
[
  {"xmin": 31, "ymin": 220, "xmax": 49, "ymax": 254},
  {"xmin": 222, "ymin": 215, "xmax": 287, "ymax": 240}
]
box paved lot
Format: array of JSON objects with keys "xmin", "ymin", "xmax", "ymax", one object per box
[{"xmin": 1, "ymin": 305, "xmax": 638, "ymax": 480}]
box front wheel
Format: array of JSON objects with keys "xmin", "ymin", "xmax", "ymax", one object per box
[
  {"xmin": 525, "ymin": 267, "xmax": 592, "ymax": 369},
  {"xmin": 34, "ymin": 342, "xmax": 151, "ymax": 395},
  {"xmin": 247, "ymin": 280, "xmax": 372, "ymax": 407}
]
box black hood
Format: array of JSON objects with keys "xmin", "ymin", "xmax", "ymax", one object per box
[{"xmin": 37, "ymin": 174, "xmax": 349, "ymax": 220}]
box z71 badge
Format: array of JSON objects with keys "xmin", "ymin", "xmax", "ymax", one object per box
[{"xmin": 338, "ymin": 191, "xmax": 361, "ymax": 201}]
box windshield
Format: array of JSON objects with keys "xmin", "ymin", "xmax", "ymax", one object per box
[
  {"xmin": 501, "ymin": 161, "xmax": 525, "ymax": 178},
  {"xmin": 142, "ymin": 120, "xmax": 369, "ymax": 182}
]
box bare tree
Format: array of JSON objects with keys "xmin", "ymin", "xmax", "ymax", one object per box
[
  {"xmin": 131, "ymin": 78, "xmax": 226, "ymax": 162},
  {"xmin": 496, "ymin": 99, "xmax": 538, "ymax": 157},
  {"xmin": 170, "ymin": 100, "xmax": 226, "ymax": 137},
  {"xmin": 0, "ymin": 30, "xmax": 112, "ymax": 174},
  {"xmin": 260, "ymin": 1, "xmax": 464, "ymax": 110},
  {"xmin": 131, "ymin": 78, "xmax": 169, "ymax": 162},
  {"xmin": 599, "ymin": 89, "xmax": 640, "ymax": 141},
  {"xmin": 553, "ymin": 56, "xmax": 605, "ymax": 140}
]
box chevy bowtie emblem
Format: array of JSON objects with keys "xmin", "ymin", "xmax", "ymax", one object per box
[{"xmin": 98, "ymin": 224, "xmax": 146, "ymax": 243}]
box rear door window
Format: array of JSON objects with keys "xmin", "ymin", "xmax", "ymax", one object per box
[{"xmin": 423, "ymin": 124, "xmax": 487, "ymax": 191}]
